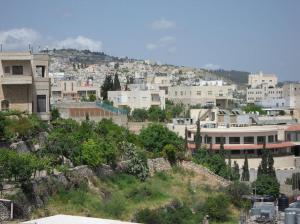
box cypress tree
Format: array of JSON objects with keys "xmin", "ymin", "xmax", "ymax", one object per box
[
  {"xmin": 233, "ymin": 161, "xmax": 240, "ymax": 181},
  {"xmin": 241, "ymin": 154, "xmax": 250, "ymax": 181},
  {"xmin": 113, "ymin": 73, "xmax": 121, "ymax": 91},
  {"xmin": 184, "ymin": 126, "xmax": 188, "ymax": 150},
  {"xmin": 101, "ymin": 75, "xmax": 114, "ymax": 100},
  {"xmin": 220, "ymin": 137, "xmax": 225, "ymax": 157},
  {"xmin": 194, "ymin": 119, "xmax": 201, "ymax": 150},
  {"xmin": 260, "ymin": 141, "xmax": 268, "ymax": 175},
  {"xmin": 267, "ymin": 150, "xmax": 276, "ymax": 177}
]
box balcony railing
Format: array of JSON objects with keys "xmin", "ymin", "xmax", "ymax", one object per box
[{"xmin": 0, "ymin": 75, "xmax": 32, "ymax": 85}]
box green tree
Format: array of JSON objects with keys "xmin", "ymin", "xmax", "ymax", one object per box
[
  {"xmin": 113, "ymin": 73, "xmax": 121, "ymax": 90},
  {"xmin": 148, "ymin": 106, "xmax": 166, "ymax": 122},
  {"xmin": 82, "ymin": 139, "xmax": 105, "ymax": 168},
  {"xmin": 88, "ymin": 94, "xmax": 97, "ymax": 102},
  {"xmin": 241, "ymin": 154, "xmax": 250, "ymax": 181},
  {"xmin": 194, "ymin": 119, "xmax": 201, "ymax": 150},
  {"xmin": 203, "ymin": 194, "xmax": 230, "ymax": 222},
  {"xmin": 243, "ymin": 103, "xmax": 267, "ymax": 115},
  {"xmin": 139, "ymin": 123, "xmax": 183, "ymax": 154},
  {"xmin": 163, "ymin": 144, "xmax": 179, "ymax": 166},
  {"xmin": 253, "ymin": 174, "xmax": 280, "ymax": 197},
  {"xmin": 51, "ymin": 108, "xmax": 60, "ymax": 121},
  {"xmin": 101, "ymin": 75, "xmax": 114, "ymax": 100},
  {"xmin": 132, "ymin": 109, "xmax": 148, "ymax": 122},
  {"xmin": 233, "ymin": 161, "xmax": 240, "ymax": 181}
]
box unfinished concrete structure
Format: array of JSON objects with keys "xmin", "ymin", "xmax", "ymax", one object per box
[{"xmin": 0, "ymin": 52, "xmax": 50, "ymax": 120}]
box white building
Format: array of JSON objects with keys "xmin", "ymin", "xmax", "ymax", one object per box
[
  {"xmin": 248, "ymin": 71, "xmax": 277, "ymax": 88},
  {"xmin": 108, "ymin": 90, "xmax": 165, "ymax": 110},
  {"xmin": 283, "ymin": 83, "xmax": 300, "ymax": 109},
  {"xmin": 168, "ymin": 84, "xmax": 236, "ymax": 108},
  {"xmin": 246, "ymin": 83, "xmax": 283, "ymax": 105}
]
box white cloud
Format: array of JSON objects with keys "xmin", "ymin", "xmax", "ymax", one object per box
[
  {"xmin": 204, "ymin": 63, "xmax": 220, "ymax": 70},
  {"xmin": 168, "ymin": 46, "xmax": 177, "ymax": 54},
  {"xmin": 151, "ymin": 18, "xmax": 176, "ymax": 30},
  {"xmin": 0, "ymin": 28, "xmax": 40, "ymax": 50},
  {"xmin": 145, "ymin": 43, "xmax": 157, "ymax": 51},
  {"xmin": 146, "ymin": 36, "xmax": 176, "ymax": 53},
  {"xmin": 159, "ymin": 36, "xmax": 175, "ymax": 46},
  {"xmin": 54, "ymin": 36, "xmax": 103, "ymax": 51}
]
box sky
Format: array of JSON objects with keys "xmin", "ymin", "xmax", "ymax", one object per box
[{"xmin": 0, "ymin": 0, "xmax": 299, "ymax": 81}]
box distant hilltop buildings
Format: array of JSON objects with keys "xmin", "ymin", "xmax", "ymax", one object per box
[{"xmin": 246, "ymin": 71, "xmax": 300, "ymax": 111}]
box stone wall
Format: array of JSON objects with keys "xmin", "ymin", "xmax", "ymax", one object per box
[{"xmin": 11, "ymin": 165, "xmax": 96, "ymax": 218}]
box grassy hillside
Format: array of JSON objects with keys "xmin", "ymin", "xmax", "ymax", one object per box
[{"xmin": 32, "ymin": 168, "xmax": 239, "ymax": 223}]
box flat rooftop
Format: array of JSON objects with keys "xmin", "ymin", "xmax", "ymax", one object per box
[{"xmin": 22, "ymin": 215, "xmax": 139, "ymax": 224}]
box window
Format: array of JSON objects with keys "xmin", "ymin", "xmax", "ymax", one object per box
[
  {"xmin": 208, "ymin": 91, "xmax": 213, "ymax": 96},
  {"xmin": 268, "ymin": 135, "xmax": 274, "ymax": 143},
  {"xmin": 4, "ymin": 66, "xmax": 10, "ymax": 74},
  {"xmin": 244, "ymin": 136, "xmax": 254, "ymax": 144},
  {"xmin": 37, "ymin": 95, "xmax": 46, "ymax": 112},
  {"xmin": 36, "ymin": 66, "xmax": 46, "ymax": 77},
  {"xmin": 257, "ymin": 136, "xmax": 265, "ymax": 144},
  {"xmin": 197, "ymin": 91, "xmax": 201, "ymax": 96},
  {"xmin": 205, "ymin": 136, "xmax": 212, "ymax": 144},
  {"xmin": 229, "ymin": 137, "xmax": 240, "ymax": 144},
  {"xmin": 12, "ymin": 66, "xmax": 23, "ymax": 75},
  {"xmin": 1, "ymin": 100, "xmax": 9, "ymax": 111},
  {"xmin": 215, "ymin": 137, "xmax": 226, "ymax": 144}
]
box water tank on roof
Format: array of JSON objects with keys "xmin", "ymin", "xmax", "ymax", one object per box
[
  {"xmin": 285, "ymin": 212, "xmax": 296, "ymax": 224},
  {"xmin": 278, "ymin": 194, "xmax": 289, "ymax": 211}
]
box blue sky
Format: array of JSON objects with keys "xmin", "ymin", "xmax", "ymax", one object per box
[{"xmin": 0, "ymin": 0, "xmax": 299, "ymax": 81}]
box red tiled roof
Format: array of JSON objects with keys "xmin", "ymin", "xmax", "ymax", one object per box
[
  {"xmin": 188, "ymin": 141, "xmax": 295, "ymax": 150},
  {"xmin": 286, "ymin": 124, "xmax": 300, "ymax": 132}
]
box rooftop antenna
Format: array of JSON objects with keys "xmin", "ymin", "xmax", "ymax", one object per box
[
  {"xmin": 29, "ymin": 44, "xmax": 32, "ymax": 53},
  {"xmin": 0, "ymin": 44, "xmax": 2, "ymax": 52}
]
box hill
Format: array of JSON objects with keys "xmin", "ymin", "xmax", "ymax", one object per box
[{"xmin": 44, "ymin": 49, "xmax": 250, "ymax": 86}]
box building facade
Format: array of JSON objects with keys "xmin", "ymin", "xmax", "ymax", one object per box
[
  {"xmin": 248, "ymin": 72, "xmax": 278, "ymax": 88},
  {"xmin": 168, "ymin": 84, "xmax": 235, "ymax": 108},
  {"xmin": 51, "ymin": 79, "xmax": 100, "ymax": 103},
  {"xmin": 246, "ymin": 83, "xmax": 284, "ymax": 105},
  {"xmin": 0, "ymin": 52, "xmax": 50, "ymax": 120},
  {"xmin": 283, "ymin": 83, "xmax": 300, "ymax": 109},
  {"xmin": 108, "ymin": 90, "xmax": 165, "ymax": 110}
]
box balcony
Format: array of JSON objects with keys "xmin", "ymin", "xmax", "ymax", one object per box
[{"xmin": 0, "ymin": 75, "xmax": 32, "ymax": 85}]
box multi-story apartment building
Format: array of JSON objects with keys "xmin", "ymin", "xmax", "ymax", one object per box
[
  {"xmin": 283, "ymin": 83, "xmax": 300, "ymax": 109},
  {"xmin": 108, "ymin": 90, "xmax": 165, "ymax": 110},
  {"xmin": 51, "ymin": 79, "xmax": 100, "ymax": 102},
  {"xmin": 246, "ymin": 72, "xmax": 285, "ymax": 107},
  {"xmin": 0, "ymin": 52, "xmax": 50, "ymax": 121},
  {"xmin": 248, "ymin": 71, "xmax": 277, "ymax": 88},
  {"xmin": 168, "ymin": 84, "xmax": 236, "ymax": 108},
  {"xmin": 247, "ymin": 83, "xmax": 284, "ymax": 105}
]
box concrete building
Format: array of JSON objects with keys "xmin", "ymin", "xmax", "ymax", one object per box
[
  {"xmin": 186, "ymin": 124, "xmax": 300, "ymax": 170},
  {"xmin": 168, "ymin": 84, "xmax": 235, "ymax": 108},
  {"xmin": 248, "ymin": 71, "xmax": 278, "ymax": 88},
  {"xmin": 51, "ymin": 79, "xmax": 100, "ymax": 102},
  {"xmin": 283, "ymin": 83, "xmax": 300, "ymax": 109},
  {"xmin": 108, "ymin": 90, "xmax": 165, "ymax": 110},
  {"xmin": 54, "ymin": 101, "xmax": 127, "ymax": 126},
  {"xmin": 0, "ymin": 52, "xmax": 50, "ymax": 120},
  {"xmin": 246, "ymin": 83, "xmax": 284, "ymax": 105}
]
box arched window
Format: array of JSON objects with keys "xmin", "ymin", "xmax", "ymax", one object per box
[{"xmin": 1, "ymin": 100, "xmax": 9, "ymax": 111}]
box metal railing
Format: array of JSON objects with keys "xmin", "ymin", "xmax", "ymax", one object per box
[{"xmin": 95, "ymin": 101, "xmax": 128, "ymax": 115}]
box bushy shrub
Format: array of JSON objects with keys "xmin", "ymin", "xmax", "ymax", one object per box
[
  {"xmin": 139, "ymin": 123, "xmax": 183, "ymax": 154},
  {"xmin": 121, "ymin": 142, "xmax": 149, "ymax": 181},
  {"xmin": 202, "ymin": 194, "xmax": 231, "ymax": 222},
  {"xmin": 226, "ymin": 181, "xmax": 251, "ymax": 208}
]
